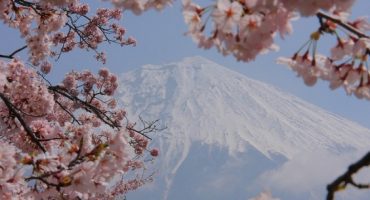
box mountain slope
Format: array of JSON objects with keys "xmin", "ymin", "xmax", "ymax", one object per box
[{"xmin": 118, "ymin": 56, "xmax": 370, "ymax": 199}]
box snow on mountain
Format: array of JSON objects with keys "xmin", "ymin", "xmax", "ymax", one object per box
[{"xmin": 118, "ymin": 56, "xmax": 370, "ymax": 200}]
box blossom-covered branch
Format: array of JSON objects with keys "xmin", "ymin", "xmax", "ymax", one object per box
[
  {"xmin": 0, "ymin": 58, "xmax": 161, "ymax": 198},
  {"xmin": 278, "ymin": 10, "xmax": 369, "ymax": 97},
  {"xmin": 316, "ymin": 11, "xmax": 369, "ymax": 39},
  {"xmin": 0, "ymin": 92, "xmax": 46, "ymax": 152},
  {"xmin": 3, "ymin": 0, "xmax": 136, "ymax": 70},
  {"xmin": 182, "ymin": 0, "xmax": 357, "ymax": 62},
  {"xmin": 0, "ymin": 0, "xmax": 164, "ymax": 199}
]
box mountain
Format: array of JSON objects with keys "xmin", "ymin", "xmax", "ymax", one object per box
[{"xmin": 118, "ymin": 56, "xmax": 370, "ymax": 200}]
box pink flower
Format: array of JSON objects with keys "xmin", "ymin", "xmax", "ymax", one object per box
[
  {"xmin": 41, "ymin": 61, "xmax": 52, "ymax": 74},
  {"xmin": 183, "ymin": 8, "xmax": 203, "ymax": 33},
  {"xmin": 351, "ymin": 16, "xmax": 370, "ymax": 32},
  {"xmin": 63, "ymin": 73, "xmax": 77, "ymax": 90},
  {"xmin": 353, "ymin": 38, "xmax": 370, "ymax": 58},
  {"xmin": 98, "ymin": 68, "xmax": 109, "ymax": 78},
  {"xmin": 150, "ymin": 148, "xmax": 159, "ymax": 157},
  {"xmin": 330, "ymin": 38, "xmax": 354, "ymax": 61},
  {"xmin": 212, "ymin": 0, "xmax": 243, "ymax": 33}
]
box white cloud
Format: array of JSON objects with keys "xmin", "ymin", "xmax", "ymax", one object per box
[
  {"xmin": 249, "ymin": 191, "xmax": 280, "ymax": 200},
  {"xmin": 258, "ymin": 149, "xmax": 370, "ymax": 199}
]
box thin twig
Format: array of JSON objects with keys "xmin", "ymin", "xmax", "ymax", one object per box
[
  {"xmin": 317, "ymin": 11, "xmax": 369, "ymax": 39},
  {"xmin": 55, "ymin": 100, "xmax": 82, "ymax": 125},
  {"xmin": 49, "ymin": 85, "xmax": 120, "ymax": 129},
  {"xmin": 0, "ymin": 45, "xmax": 27, "ymax": 59}
]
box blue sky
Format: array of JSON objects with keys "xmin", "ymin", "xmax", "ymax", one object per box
[
  {"xmin": 1, "ymin": 0, "xmax": 370, "ymax": 129},
  {"xmin": 116, "ymin": 0, "xmax": 370, "ymax": 130}
]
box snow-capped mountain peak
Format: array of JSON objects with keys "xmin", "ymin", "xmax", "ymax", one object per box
[
  {"xmin": 119, "ymin": 56, "xmax": 370, "ymax": 159},
  {"xmin": 118, "ymin": 56, "xmax": 370, "ymax": 200}
]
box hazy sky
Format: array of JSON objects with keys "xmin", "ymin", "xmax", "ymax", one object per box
[
  {"xmin": 1, "ymin": 0, "xmax": 370, "ymax": 129},
  {"xmin": 115, "ymin": 0, "xmax": 370, "ymax": 130}
]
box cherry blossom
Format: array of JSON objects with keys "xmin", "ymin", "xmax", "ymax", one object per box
[
  {"xmin": 182, "ymin": 0, "xmax": 362, "ymax": 63},
  {"xmin": 108, "ymin": 0, "xmax": 173, "ymax": 15},
  {"xmin": 0, "ymin": 57, "xmax": 159, "ymax": 198},
  {"xmin": 0, "ymin": 141, "xmax": 29, "ymax": 199},
  {"xmin": 278, "ymin": 11, "xmax": 370, "ymax": 101},
  {"xmin": 0, "ymin": 1, "xmax": 161, "ymax": 199},
  {"xmin": 183, "ymin": 0, "xmax": 296, "ymax": 61},
  {"xmin": 212, "ymin": 0, "xmax": 243, "ymax": 33}
]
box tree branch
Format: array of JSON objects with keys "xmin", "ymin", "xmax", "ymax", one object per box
[
  {"xmin": 316, "ymin": 11, "xmax": 369, "ymax": 39},
  {"xmin": 68, "ymin": 137, "xmax": 84, "ymax": 169},
  {"xmin": 126, "ymin": 117, "xmax": 166, "ymax": 140},
  {"xmin": 54, "ymin": 99, "xmax": 82, "ymax": 125},
  {"xmin": 0, "ymin": 45, "xmax": 27, "ymax": 59},
  {"xmin": 49, "ymin": 85, "xmax": 120, "ymax": 129},
  {"xmin": 0, "ymin": 92, "xmax": 46, "ymax": 152},
  {"xmin": 327, "ymin": 151, "xmax": 370, "ymax": 200}
]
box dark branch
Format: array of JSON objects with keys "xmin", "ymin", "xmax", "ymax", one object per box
[
  {"xmin": 316, "ymin": 11, "xmax": 369, "ymax": 39},
  {"xmin": 13, "ymin": 0, "xmax": 34, "ymax": 7},
  {"xmin": 49, "ymin": 85, "xmax": 158, "ymax": 140},
  {"xmin": 0, "ymin": 92, "xmax": 46, "ymax": 152},
  {"xmin": 126, "ymin": 117, "xmax": 166, "ymax": 140},
  {"xmin": 38, "ymin": 137, "xmax": 65, "ymax": 142},
  {"xmin": 55, "ymin": 99, "xmax": 82, "ymax": 125},
  {"xmin": 0, "ymin": 45, "xmax": 27, "ymax": 59},
  {"xmin": 49, "ymin": 85, "xmax": 120, "ymax": 129},
  {"xmin": 327, "ymin": 151, "xmax": 370, "ymax": 200}
]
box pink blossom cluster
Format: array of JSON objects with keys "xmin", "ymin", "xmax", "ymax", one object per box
[
  {"xmin": 0, "ymin": 59, "xmax": 54, "ymax": 121},
  {"xmin": 57, "ymin": 68, "xmax": 124, "ymax": 129},
  {"xmin": 0, "ymin": 1, "xmax": 134, "ymax": 70},
  {"xmin": 4, "ymin": 2, "xmax": 68, "ymax": 66},
  {"xmin": 279, "ymin": 0, "xmax": 355, "ymax": 16},
  {"xmin": 182, "ymin": 0, "xmax": 355, "ymax": 62},
  {"xmin": 0, "ymin": 141, "xmax": 29, "ymax": 199},
  {"xmin": 39, "ymin": 0, "xmax": 78, "ymax": 7},
  {"xmin": 0, "ymin": 0, "xmax": 163, "ymax": 199},
  {"xmin": 278, "ymin": 14, "xmax": 370, "ymax": 100},
  {"xmin": 182, "ymin": 0, "xmax": 293, "ymax": 62},
  {"xmin": 0, "ymin": 59, "xmax": 158, "ymax": 199},
  {"xmin": 109, "ymin": 0, "xmax": 173, "ymax": 15},
  {"xmin": 61, "ymin": 68, "xmax": 119, "ymax": 99},
  {"xmin": 127, "ymin": 124, "xmax": 150, "ymax": 155},
  {"xmin": 49, "ymin": 4, "xmax": 135, "ymax": 64}
]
